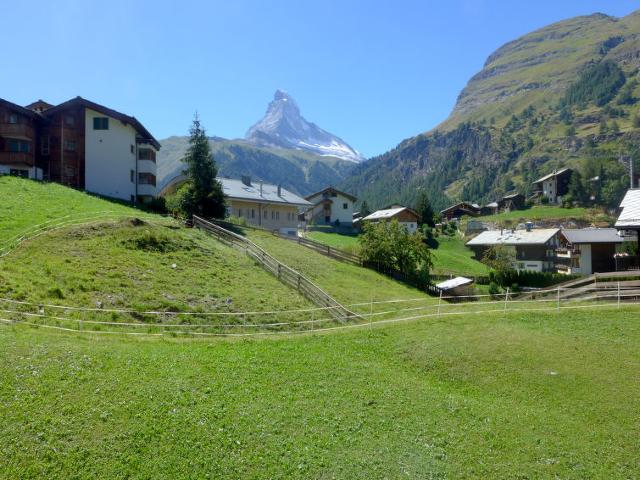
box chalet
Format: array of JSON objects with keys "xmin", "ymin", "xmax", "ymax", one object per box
[
  {"xmin": 532, "ymin": 168, "xmax": 573, "ymax": 204},
  {"xmin": 0, "ymin": 96, "xmax": 160, "ymax": 202},
  {"xmin": 466, "ymin": 226, "xmax": 561, "ymax": 272},
  {"xmin": 305, "ymin": 187, "xmax": 357, "ymax": 226},
  {"xmin": 500, "ymin": 192, "xmax": 525, "ymax": 211},
  {"xmin": 614, "ymin": 188, "xmax": 640, "ymax": 270},
  {"xmin": 362, "ymin": 206, "xmax": 419, "ymax": 233},
  {"xmin": 222, "ymin": 176, "xmax": 311, "ymax": 235},
  {"xmin": 440, "ymin": 201, "xmax": 480, "ymax": 220},
  {"xmin": 481, "ymin": 202, "xmax": 499, "ymax": 216},
  {"xmin": 556, "ymin": 228, "xmax": 623, "ymax": 275}
]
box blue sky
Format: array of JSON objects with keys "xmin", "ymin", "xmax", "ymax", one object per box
[{"xmin": 1, "ymin": 0, "xmax": 637, "ymax": 157}]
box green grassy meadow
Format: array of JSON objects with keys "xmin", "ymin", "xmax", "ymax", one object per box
[
  {"xmin": 431, "ymin": 235, "xmax": 489, "ymax": 276},
  {"xmin": 477, "ymin": 205, "xmax": 611, "ymax": 224},
  {"xmin": 2, "ymin": 307, "xmax": 639, "ymax": 478},
  {"xmin": 306, "ymin": 229, "xmax": 361, "ymax": 255}
]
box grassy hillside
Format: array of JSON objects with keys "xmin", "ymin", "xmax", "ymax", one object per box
[
  {"xmin": 477, "ymin": 205, "xmax": 613, "ymax": 224},
  {"xmin": 431, "ymin": 236, "xmax": 489, "ymax": 276},
  {"xmin": 342, "ymin": 10, "xmax": 640, "ymax": 211},
  {"xmin": 306, "ymin": 230, "xmax": 488, "ymax": 277},
  {"xmin": 157, "ymin": 136, "xmax": 356, "ymax": 196},
  {"xmin": 2, "ymin": 307, "xmax": 640, "ymax": 478},
  {"xmin": 0, "ymin": 176, "xmax": 146, "ymax": 243}
]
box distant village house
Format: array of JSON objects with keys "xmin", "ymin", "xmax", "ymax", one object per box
[
  {"xmin": 556, "ymin": 228, "xmax": 623, "ymax": 275},
  {"xmin": 222, "ymin": 176, "xmax": 311, "ymax": 235},
  {"xmin": 305, "ymin": 187, "xmax": 356, "ymax": 226},
  {"xmin": 532, "ymin": 168, "xmax": 572, "ymax": 204},
  {"xmin": 440, "ymin": 201, "xmax": 481, "ymax": 220},
  {"xmin": 362, "ymin": 205, "xmax": 420, "ymax": 233}
]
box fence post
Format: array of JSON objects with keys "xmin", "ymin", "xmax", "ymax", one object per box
[
  {"xmin": 618, "ymin": 281, "xmax": 621, "ymax": 309},
  {"xmin": 504, "ymin": 287, "xmax": 509, "ymax": 316},
  {"xmin": 311, "ymin": 309, "xmax": 315, "ymax": 332},
  {"xmin": 557, "ymin": 287, "xmax": 561, "ymax": 313},
  {"xmin": 277, "ymin": 263, "xmax": 281, "ymax": 278},
  {"xmin": 370, "ymin": 294, "xmax": 373, "ymax": 330},
  {"xmin": 437, "ymin": 289, "xmax": 442, "ymax": 318}
]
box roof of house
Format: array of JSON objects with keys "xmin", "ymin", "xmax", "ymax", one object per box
[
  {"xmin": 561, "ymin": 228, "xmax": 623, "ymax": 244},
  {"xmin": 220, "ymin": 178, "xmax": 311, "ymax": 207},
  {"xmin": 466, "ymin": 228, "xmax": 560, "ymax": 246},
  {"xmin": 436, "ymin": 276, "xmax": 474, "ymax": 291},
  {"xmin": 440, "ymin": 201, "xmax": 481, "ymax": 214},
  {"xmin": 43, "ymin": 96, "xmax": 160, "ymax": 149},
  {"xmin": 485, "ymin": 201, "xmax": 499, "ymax": 208},
  {"xmin": 532, "ymin": 168, "xmax": 572, "ymax": 185},
  {"xmin": 0, "ymin": 98, "xmax": 41, "ymax": 119},
  {"xmin": 615, "ymin": 189, "xmax": 640, "ymax": 229},
  {"xmin": 503, "ymin": 192, "xmax": 523, "ymax": 200},
  {"xmin": 362, "ymin": 206, "xmax": 419, "ymax": 221},
  {"xmin": 305, "ymin": 186, "xmax": 357, "ymax": 202}
]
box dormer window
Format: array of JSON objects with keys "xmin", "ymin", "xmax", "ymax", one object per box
[{"xmin": 8, "ymin": 114, "xmax": 18, "ymax": 124}]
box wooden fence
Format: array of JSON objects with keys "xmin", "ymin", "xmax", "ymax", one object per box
[{"xmin": 193, "ymin": 216, "xmax": 359, "ymax": 322}]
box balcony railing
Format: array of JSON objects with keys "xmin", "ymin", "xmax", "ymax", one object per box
[
  {"xmin": 0, "ymin": 151, "xmax": 34, "ymax": 166},
  {"xmin": 0, "ymin": 123, "xmax": 34, "ymax": 138}
]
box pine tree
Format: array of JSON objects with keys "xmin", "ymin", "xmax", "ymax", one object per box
[
  {"xmin": 415, "ymin": 191, "xmax": 435, "ymax": 227},
  {"xmin": 567, "ymin": 170, "xmax": 587, "ymax": 205},
  {"xmin": 359, "ymin": 200, "xmax": 371, "ymax": 218},
  {"xmin": 180, "ymin": 114, "xmax": 226, "ymax": 218}
]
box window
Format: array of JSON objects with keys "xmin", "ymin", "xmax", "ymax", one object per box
[
  {"xmin": 275, "ymin": 211, "xmax": 280, "ymax": 220},
  {"xmin": 263, "ymin": 210, "xmax": 267, "ymax": 218},
  {"xmin": 64, "ymin": 140, "xmax": 76, "ymax": 151},
  {"xmin": 138, "ymin": 172, "xmax": 156, "ymax": 186},
  {"xmin": 130, "ymin": 169, "xmax": 134, "ymax": 183},
  {"xmin": 93, "ymin": 117, "xmax": 109, "ymax": 130},
  {"xmin": 8, "ymin": 114, "xmax": 18, "ymax": 124},
  {"xmin": 138, "ymin": 148, "xmax": 156, "ymax": 162},
  {"xmin": 10, "ymin": 169, "xmax": 28, "ymax": 178},
  {"xmin": 8, "ymin": 139, "xmax": 30, "ymax": 153},
  {"xmin": 130, "ymin": 145, "xmax": 135, "ymax": 154},
  {"xmin": 238, "ymin": 209, "xmax": 243, "ymax": 217},
  {"xmin": 64, "ymin": 115, "xmax": 75, "ymax": 126},
  {"xmin": 271, "ymin": 211, "xmax": 275, "ymax": 220},
  {"xmin": 41, "ymin": 136, "xmax": 50, "ymax": 155},
  {"xmin": 343, "ymin": 203, "xmax": 348, "ymax": 209},
  {"xmin": 251, "ymin": 209, "xmax": 255, "ymax": 219}
]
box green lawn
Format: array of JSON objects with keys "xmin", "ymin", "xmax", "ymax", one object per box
[
  {"xmin": 0, "ymin": 176, "xmax": 150, "ymax": 243},
  {"xmin": 244, "ymin": 229, "xmax": 434, "ymax": 311},
  {"xmin": 307, "ymin": 230, "xmax": 488, "ymax": 278},
  {"xmin": 2, "ymin": 307, "xmax": 639, "ymax": 478},
  {"xmin": 0, "ymin": 219, "xmax": 313, "ymax": 329},
  {"xmin": 431, "ymin": 235, "xmax": 489, "ymax": 276},
  {"xmin": 478, "ymin": 205, "xmax": 612, "ymax": 224},
  {"xmin": 306, "ymin": 230, "xmax": 361, "ymax": 255}
]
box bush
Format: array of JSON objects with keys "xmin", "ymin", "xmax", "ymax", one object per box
[
  {"xmin": 489, "ymin": 269, "xmax": 578, "ymax": 288},
  {"xmin": 360, "ymin": 220, "xmax": 432, "ymax": 288}
]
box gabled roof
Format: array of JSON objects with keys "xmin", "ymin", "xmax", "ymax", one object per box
[
  {"xmin": 362, "ymin": 206, "xmax": 419, "ymax": 221},
  {"xmin": 44, "ymin": 96, "xmax": 160, "ymax": 149},
  {"xmin": 305, "ymin": 186, "xmax": 357, "ymax": 202},
  {"xmin": 440, "ymin": 201, "xmax": 481, "ymax": 214},
  {"xmin": 532, "ymin": 168, "xmax": 572, "ymax": 185},
  {"xmin": 220, "ymin": 178, "xmax": 311, "ymax": 207},
  {"xmin": 436, "ymin": 276, "xmax": 474, "ymax": 291},
  {"xmin": 503, "ymin": 192, "xmax": 523, "ymax": 200},
  {"xmin": 466, "ymin": 228, "xmax": 560, "ymax": 246},
  {"xmin": 561, "ymin": 228, "xmax": 623, "ymax": 244},
  {"xmin": 485, "ymin": 201, "xmax": 499, "ymax": 208},
  {"xmin": 25, "ymin": 99, "xmax": 54, "ymax": 112},
  {"xmin": 615, "ymin": 189, "xmax": 640, "ymax": 229},
  {"xmin": 0, "ymin": 98, "xmax": 41, "ymax": 119}
]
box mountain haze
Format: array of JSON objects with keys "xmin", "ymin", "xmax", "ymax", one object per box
[{"xmin": 343, "ymin": 10, "xmax": 640, "ymax": 211}]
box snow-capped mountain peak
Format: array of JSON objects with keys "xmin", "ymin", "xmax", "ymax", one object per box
[{"xmin": 245, "ymin": 90, "xmax": 364, "ymax": 163}]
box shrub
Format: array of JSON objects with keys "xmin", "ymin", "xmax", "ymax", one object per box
[{"xmin": 360, "ymin": 220, "xmax": 432, "ymax": 288}]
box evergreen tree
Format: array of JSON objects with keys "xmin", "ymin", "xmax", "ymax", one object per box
[
  {"xmin": 180, "ymin": 114, "xmax": 226, "ymax": 219},
  {"xmin": 415, "ymin": 190, "xmax": 435, "ymax": 227},
  {"xmin": 359, "ymin": 200, "xmax": 371, "ymax": 218},
  {"xmin": 567, "ymin": 170, "xmax": 587, "ymax": 205}
]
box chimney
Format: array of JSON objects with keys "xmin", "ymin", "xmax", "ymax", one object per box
[
  {"xmin": 241, "ymin": 175, "xmax": 251, "ymax": 187},
  {"xmin": 259, "ymin": 181, "xmax": 263, "ymax": 196},
  {"xmin": 277, "ymin": 184, "xmax": 282, "ymax": 197}
]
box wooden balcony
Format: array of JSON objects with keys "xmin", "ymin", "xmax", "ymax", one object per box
[
  {"xmin": 0, "ymin": 123, "xmax": 35, "ymax": 139},
  {"xmin": 0, "ymin": 151, "xmax": 34, "ymax": 166}
]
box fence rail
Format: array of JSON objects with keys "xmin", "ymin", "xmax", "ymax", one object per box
[{"xmin": 193, "ymin": 215, "xmax": 359, "ymax": 322}]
